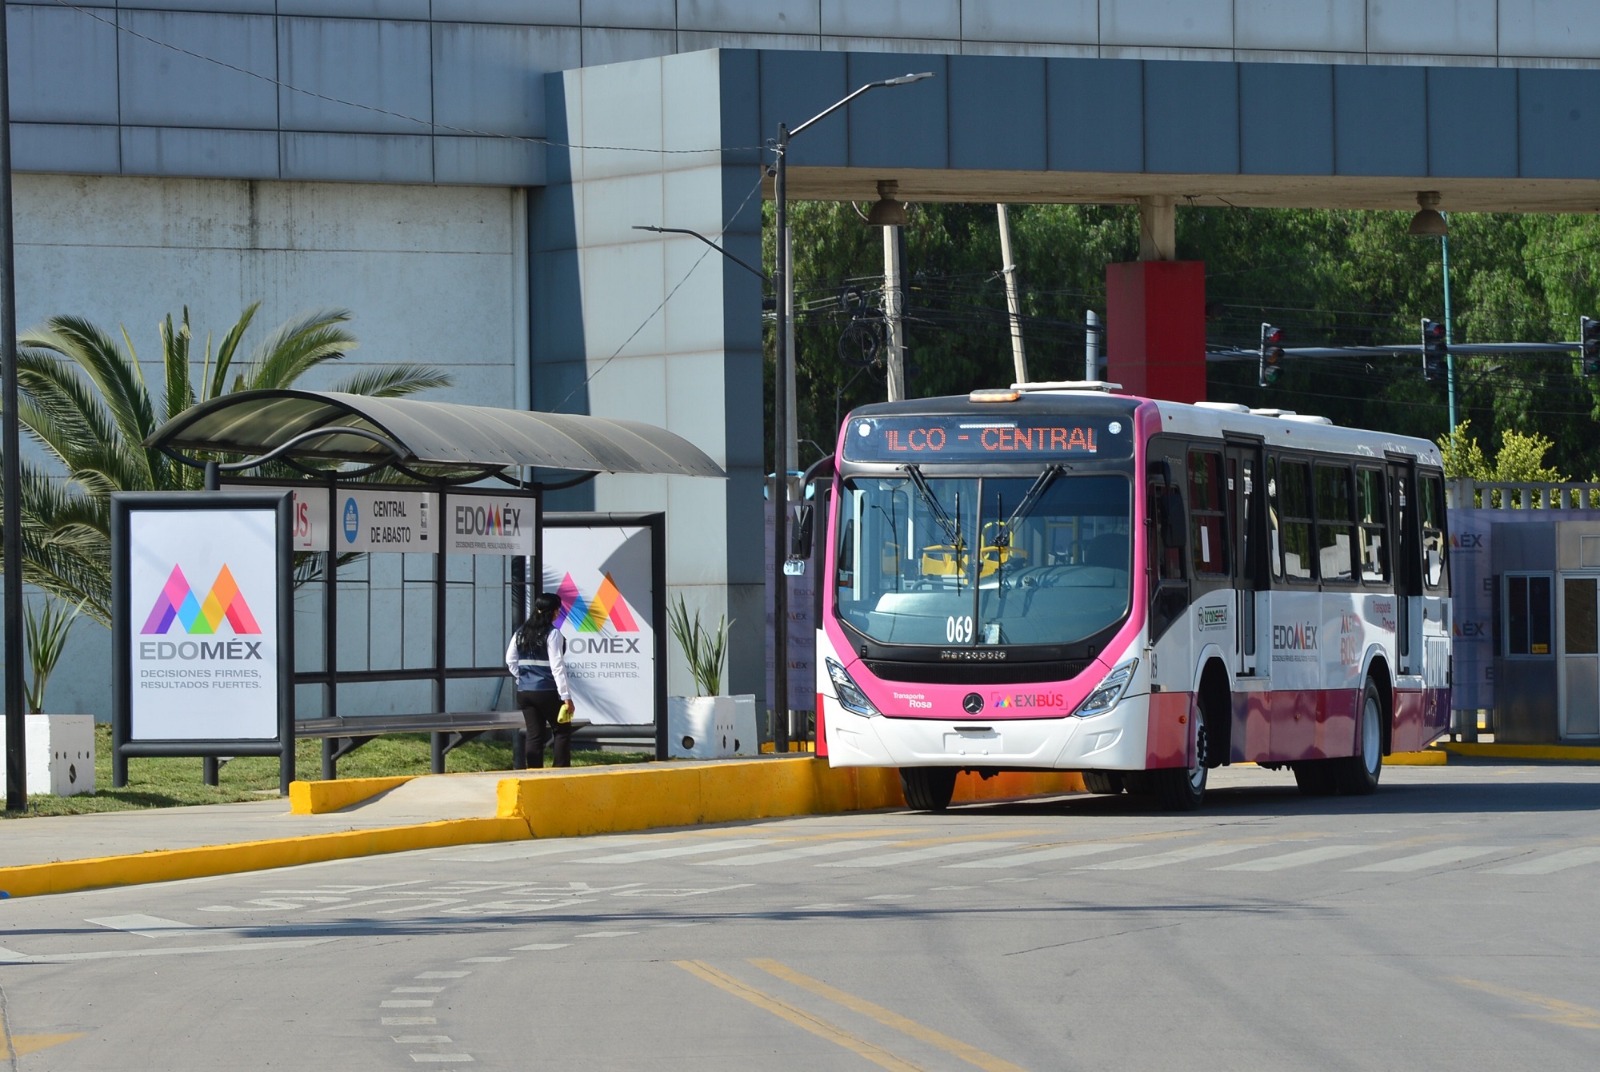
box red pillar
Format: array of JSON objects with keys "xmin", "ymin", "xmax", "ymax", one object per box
[{"xmin": 1105, "ymin": 261, "xmax": 1207, "ymax": 404}]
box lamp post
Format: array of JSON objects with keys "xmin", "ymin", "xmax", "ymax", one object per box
[
  {"xmin": 1408, "ymin": 191, "xmax": 1456, "ymax": 433},
  {"xmin": 2, "ymin": 8, "xmax": 26, "ymax": 811},
  {"xmin": 770, "ymin": 71, "xmax": 931, "ymax": 755}
]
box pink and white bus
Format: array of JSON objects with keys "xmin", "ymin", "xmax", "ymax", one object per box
[{"xmin": 815, "ymin": 382, "xmax": 1452, "ymax": 811}]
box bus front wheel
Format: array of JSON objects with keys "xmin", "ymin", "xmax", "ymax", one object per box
[
  {"xmin": 1156, "ymin": 716, "xmax": 1209, "ymax": 811},
  {"xmin": 1333, "ymin": 679, "xmax": 1385, "ymax": 795},
  {"xmin": 900, "ymin": 767, "xmax": 958, "ymax": 812},
  {"xmin": 1082, "ymin": 771, "xmax": 1124, "ymax": 795}
]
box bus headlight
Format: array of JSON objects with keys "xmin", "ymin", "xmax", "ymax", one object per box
[
  {"xmin": 826, "ymin": 658, "xmax": 881, "ymax": 717},
  {"xmin": 1072, "ymin": 659, "xmax": 1138, "ymax": 719}
]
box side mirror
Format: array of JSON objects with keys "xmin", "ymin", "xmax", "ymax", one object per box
[{"xmin": 791, "ymin": 503, "xmax": 813, "ymax": 558}]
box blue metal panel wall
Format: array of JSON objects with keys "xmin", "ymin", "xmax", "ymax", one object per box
[
  {"xmin": 1046, "ymin": 59, "xmax": 1143, "ymax": 173},
  {"xmin": 1145, "ymin": 61, "xmax": 1239, "ymax": 174},
  {"xmin": 1428, "ymin": 68, "xmax": 1517, "ymax": 180},
  {"xmin": 1333, "ymin": 66, "xmax": 1427, "ymax": 177},
  {"xmin": 1240, "ymin": 63, "xmax": 1333, "ymax": 176},
  {"xmin": 949, "ymin": 57, "xmax": 1047, "ymax": 173}
]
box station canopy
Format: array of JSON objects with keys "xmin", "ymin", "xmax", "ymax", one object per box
[{"xmin": 145, "ymin": 389, "xmax": 725, "ymax": 481}]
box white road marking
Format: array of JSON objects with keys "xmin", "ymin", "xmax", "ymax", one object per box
[
  {"xmin": 1484, "ymin": 847, "xmax": 1600, "ymax": 875},
  {"xmin": 382, "ymin": 1017, "xmax": 438, "ymax": 1026},
  {"xmin": 819, "ymin": 842, "xmax": 1025, "ymax": 867},
  {"xmin": 695, "ymin": 840, "xmax": 887, "ymax": 865},
  {"xmin": 1077, "ymin": 843, "xmax": 1255, "ymax": 869},
  {"xmin": 512, "ymin": 943, "xmax": 569, "ymax": 951},
  {"xmin": 0, "ymin": 938, "xmax": 338, "ymax": 963},
  {"xmin": 382, "ymin": 1000, "xmax": 436, "ymax": 1008},
  {"xmin": 946, "ymin": 842, "xmax": 1138, "ymax": 869},
  {"xmin": 1349, "ymin": 846, "xmax": 1510, "ymax": 872},
  {"xmin": 1211, "ymin": 845, "xmax": 1372, "ymax": 871},
  {"xmin": 573, "ymin": 839, "xmax": 773, "ymax": 863},
  {"xmin": 85, "ymin": 914, "xmax": 196, "ymax": 938}
]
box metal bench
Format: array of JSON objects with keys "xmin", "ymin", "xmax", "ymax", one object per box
[{"xmin": 295, "ymin": 711, "xmax": 532, "ymax": 779}]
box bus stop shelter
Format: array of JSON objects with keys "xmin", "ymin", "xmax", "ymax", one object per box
[{"xmin": 134, "ymin": 389, "xmax": 724, "ymax": 786}]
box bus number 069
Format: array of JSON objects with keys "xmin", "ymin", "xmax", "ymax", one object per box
[{"xmin": 946, "ymin": 615, "xmax": 974, "ymax": 643}]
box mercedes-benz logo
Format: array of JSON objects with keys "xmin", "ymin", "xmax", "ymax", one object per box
[{"xmin": 962, "ymin": 692, "xmax": 984, "ymax": 714}]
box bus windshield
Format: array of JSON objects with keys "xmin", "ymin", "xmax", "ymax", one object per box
[{"xmin": 833, "ymin": 469, "xmax": 1132, "ymax": 648}]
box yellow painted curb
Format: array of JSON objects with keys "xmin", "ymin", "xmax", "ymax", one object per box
[
  {"xmin": 289, "ymin": 775, "xmax": 415, "ymax": 814},
  {"xmin": 1386, "ymin": 750, "xmax": 1447, "ymax": 766},
  {"xmin": 500, "ymin": 759, "xmax": 1084, "ymax": 839},
  {"xmin": 0, "ymin": 816, "xmax": 529, "ymax": 899},
  {"xmin": 1436, "ymin": 742, "xmax": 1600, "ymax": 762}
]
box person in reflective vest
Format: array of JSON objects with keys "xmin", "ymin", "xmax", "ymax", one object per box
[{"xmin": 506, "ymin": 592, "xmax": 575, "ymax": 767}]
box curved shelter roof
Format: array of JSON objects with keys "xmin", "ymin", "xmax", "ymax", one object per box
[{"xmin": 145, "ymin": 390, "xmax": 725, "ymax": 479}]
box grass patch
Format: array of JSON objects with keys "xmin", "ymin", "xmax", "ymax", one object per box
[{"xmin": 3, "ymin": 724, "xmax": 651, "ymax": 819}]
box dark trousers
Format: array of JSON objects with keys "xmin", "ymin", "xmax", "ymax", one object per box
[{"xmin": 518, "ymin": 689, "xmax": 573, "ymax": 768}]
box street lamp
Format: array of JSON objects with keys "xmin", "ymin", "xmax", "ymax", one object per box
[
  {"xmin": 770, "ymin": 71, "xmax": 931, "ymax": 755},
  {"xmin": 1409, "ymin": 191, "xmax": 1457, "ymax": 432}
]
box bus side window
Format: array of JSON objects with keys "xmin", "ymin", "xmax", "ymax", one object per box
[
  {"xmin": 1420, "ymin": 473, "xmax": 1449, "ymax": 590},
  {"xmin": 1188, "ymin": 449, "xmax": 1227, "ymax": 576},
  {"xmin": 1356, "ymin": 467, "xmax": 1389, "ymax": 582}
]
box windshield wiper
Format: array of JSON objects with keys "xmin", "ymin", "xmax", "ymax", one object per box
[
  {"xmin": 902, "ymin": 464, "xmax": 962, "ymax": 548},
  {"xmin": 988, "ymin": 464, "xmax": 1064, "ymax": 553}
]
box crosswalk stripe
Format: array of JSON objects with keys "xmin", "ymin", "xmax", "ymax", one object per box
[
  {"xmin": 818, "ymin": 843, "xmax": 1024, "ymax": 868},
  {"xmin": 1211, "ymin": 845, "xmax": 1372, "ymax": 871},
  {"xmin": 945, "ymin": 843, "xmax": 1139, "ymax": 869},
  {"xmin": 1483, "ymin": 846, "xmax": 1600, "ymax": 875},
  {"xmin": 85, "ymin": 915, "xmax": 195, "ymax": 938},
  {"xmin": 1349, "ymin": 846, "xmax": 1509, "ymax": 872},
  {"xmin": 574, "ymin": 839, "xmax": 773, "ymax": 863},
  {"xmin": 1076, "ymin": 843, "xmax": 1255, "ymax": 870},
  {"xmin": 696, "ymin": 840, "xmax": 889, "ymax": 865}
]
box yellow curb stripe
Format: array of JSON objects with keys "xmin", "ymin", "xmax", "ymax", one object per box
[
  {"xmin": 1387, "ymin": 750, "xmax": 1447, "ymax": 766},
  {"xmin": 676, "ymin": 960, "xmax": 924, "ymax": 1072},
  {"xmin": 290, "ymin": 775, "xmax": 415, "ymax": 814},
  {"xmin": 1438, "ymin": 742, "xmax": 1600, "ymax": 762},
  {"xmin": 0, "ymin": 816, "xmax": 529, "ymax": 899},
  {"xmin": 751, "ymin": 958, "xmax": 1030, "ymax": 1072}
]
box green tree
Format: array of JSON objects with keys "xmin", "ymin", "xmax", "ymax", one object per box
[{"xmin": 4, "ymin": 304, "xmax": 450, "ymax": 628}]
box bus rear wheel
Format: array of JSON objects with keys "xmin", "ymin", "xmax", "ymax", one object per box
[
  {"xmin": 900, "ymin": 767, "xmax": 958, "ymax": 812},
  {"xmin": 1333, "ymin": 679, "xmax": 1385, "ymax": 795}
]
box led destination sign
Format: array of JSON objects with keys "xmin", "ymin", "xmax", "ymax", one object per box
[{"xmin": 843, "ymin": 414, "xmax": 1131, "ymax": 463}]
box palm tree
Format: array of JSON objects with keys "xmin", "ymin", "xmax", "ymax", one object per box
[{"xmin": 3, "ymin": 303, "xmax": 450, "ymax": 628}]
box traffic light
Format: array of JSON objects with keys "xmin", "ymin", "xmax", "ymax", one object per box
[
  {"xmin": 1258, "ymin": 323, "xmax": 1284, "ymax": 387},
  {"xmin": 1421, "ymin": 318, "xmax": 1447, "ymax": 383},
  {"xmin": 1582, "ymin": 316, "xmax": 1600, "ymax": 376}
]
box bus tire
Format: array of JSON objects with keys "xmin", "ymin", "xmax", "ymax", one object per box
[
  {"xmin": 900, "ymin": 767, "xmax": 958, "ymax": 812},
  {"xmin": 1291, "ymin": 760, "xmax": 1338, "ymax": 796},
  {"xmin": 1082, "ymin": 771, "xmax": 1124, "ymax": 795},
  {"xmin": 1333, "ymin": 679, "xmax": 1385, "ymax": 796},
  {"xmin": 1156, "ymin": 716, "xmax": 1208, "ymax": 811}
]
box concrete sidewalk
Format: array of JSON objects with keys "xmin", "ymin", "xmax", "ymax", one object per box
[{"xmin": 0, "ymin": 743, "xmax": 1588, "ymax": 900}]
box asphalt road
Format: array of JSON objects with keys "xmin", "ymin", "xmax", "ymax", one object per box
[{"xmin": 4, "ymin": 761, "xmax": 1599, "ymax": 1071}]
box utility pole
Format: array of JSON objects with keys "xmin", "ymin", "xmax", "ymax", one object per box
[
  {"xmin": 997, "ymin": 204, "xmax": 1028, "ymax": 384},
  {"xmin": 883, "ymin": 224, "xmax": 906, "ymax": 400}
]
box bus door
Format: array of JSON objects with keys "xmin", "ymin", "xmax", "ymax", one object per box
[
  {"xmin": 1386, "ymin": 456, "xmax": 1418, "ymax": 675},
  {"xmin": 1558, "ymin": 573, "xmax": 1600, "ymax": 738},
  {"xmin": 1226, "ymin": 439, "xmax": 1263, "ymax": 677}
]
